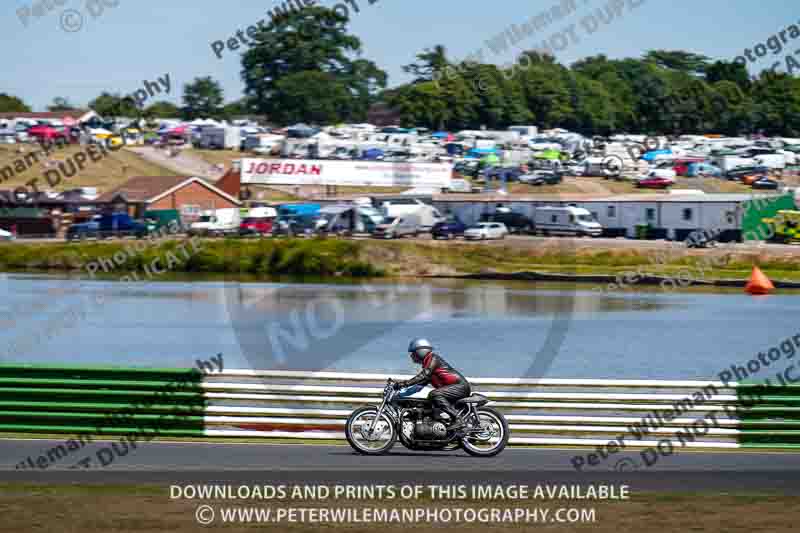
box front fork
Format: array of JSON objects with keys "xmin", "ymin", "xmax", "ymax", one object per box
[{"xmin": 367, "ymin": 398, "xmax": 389, "ymax": 436}]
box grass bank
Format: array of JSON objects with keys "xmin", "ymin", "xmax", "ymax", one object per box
[
  {"xmin": 1, "ymin": 238, "xmax": 799, "ymax": 283},
  {"xmin": 0, "ymin": 145, "xmax": 175, "ymax": 192},
  {"xmin": 0, "ymin": 238, "xmax": 382, "ymax": 278}
]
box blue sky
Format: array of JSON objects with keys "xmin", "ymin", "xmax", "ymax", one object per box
[{"xmin": 3, "ymin": 0, "xmax": 799, "ymax": 111}]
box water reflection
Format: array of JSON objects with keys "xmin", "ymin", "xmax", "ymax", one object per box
[{"xmin": 0, "ymin": 274, "xmax": 794, "ymax": 380}]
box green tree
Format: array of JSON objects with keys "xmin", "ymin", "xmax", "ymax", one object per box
[
  {"xmin": 144, "ymin": 101, "xmax": 181, "ymax": 119},
  {"xmin": 705, "ymin": 60, "xmax": 751, "ymax": 91},
  {"xmin": 750, "ymin": 72, "xmax": 800, "ymax": 136},
  {"xmin": 643, "ymin": 50, "xmax": 711, "ymax": 75},
  {"xmin": 182, "ymin": 76, "xmax": 225, "ymax": 120},
  {"xmin": 241, "ymin": 6, "xmax": 386, "ymax": 125},
  {"xmin": 47, "ymin": 96, "xmax": 77, "ymax": 112},
  {"xmin": 403, "ymin": 45, "xmax": 449, "ymax": 83},
  {"xmin": 0, "ymin": 93, "xmax": 31, "ymax": 113},
  {"xmin": 89, "ymin": 92, "xmax": 139, "ymax": 118}
]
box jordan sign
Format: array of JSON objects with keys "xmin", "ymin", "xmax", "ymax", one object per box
[{"xmin": 241, "ymin": 158, "xmax": 453, "ymax": 188}]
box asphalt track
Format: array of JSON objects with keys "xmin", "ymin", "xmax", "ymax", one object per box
[{"xmin": 2, "ymin": 439, "xmax": 800, "ymax": 491}]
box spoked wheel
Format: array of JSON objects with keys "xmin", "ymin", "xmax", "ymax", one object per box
[
  {"xmin": 461, "ymin": 407, "xmax": 509, "ymax": 457},
  {"xmin": 345, "ymin": 406, "xmax": 396, "ymax": 455}
]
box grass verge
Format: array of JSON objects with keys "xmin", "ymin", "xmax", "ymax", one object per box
[
  {"xmin": 2, "ymin": 237, "xmax": 800, "ymax": 283},
  {"xmin": 0, "ymin": 484, "xmax": 796, "ymax": 532}
]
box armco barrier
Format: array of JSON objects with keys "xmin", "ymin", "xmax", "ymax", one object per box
[{"xmin": 0, "ymin": 364, "xmax": 799, "ymax": 449}]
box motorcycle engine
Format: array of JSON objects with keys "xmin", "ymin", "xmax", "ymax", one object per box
[{"xmin": 414, "ymin": 417, "xmax": 447, "ymax": 439}]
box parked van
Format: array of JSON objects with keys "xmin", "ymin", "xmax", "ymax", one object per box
[
  {"xmin": 372, "ymin": 214, "xmax": 421, "ymax": 239},
  {"xmin": 533, "ymin": 206, "xmax": 603, "ymax": 237},
  {"xmin": 239, "ymin": 206, "xmax": 277, "ymax": 237},
  {"xmin": 189, "ymin": 208, "xmax": 241, "ymax": 236},
  {"xmin": 377, "ymin": 198, "xmax": 444, "ymax": 231}
]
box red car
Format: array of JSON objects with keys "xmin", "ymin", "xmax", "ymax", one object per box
[
  {"xmin": 27, "ymin": 124, "xmax": 68, "ymax": 142},
  {"xmin": 636, "ymin": 176, "xmax": 674, "ymax": 189},
  {"xmin": 239, "ymin": 217, "xmax": 274, "ymax": 236}
]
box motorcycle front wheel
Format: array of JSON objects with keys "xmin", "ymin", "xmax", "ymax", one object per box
[
  {"xmin": 461, "ymin": 407, "xmax": 510, "ymax": 457},
  {"xmin": 345, "ymin": 406, "xmax": 397, "ymax": 455}
]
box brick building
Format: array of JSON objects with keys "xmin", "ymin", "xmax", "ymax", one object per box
[{"xmin": 96, "ymin": 175, "xmax": 241, "ymax": 223}]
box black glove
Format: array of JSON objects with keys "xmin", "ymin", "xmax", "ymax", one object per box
[{"xmin": 393, "ymin": 381, "xmax": 405, "ymax": 390}]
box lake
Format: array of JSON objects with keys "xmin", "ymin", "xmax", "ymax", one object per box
[{"xmin": 0, "ymin": 274, "xmax": 795, "ymax": 380}]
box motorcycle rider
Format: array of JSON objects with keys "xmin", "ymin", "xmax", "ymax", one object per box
[{"xmin": 394, "ymin": 338, "xmax": 471, "ymax": 430}]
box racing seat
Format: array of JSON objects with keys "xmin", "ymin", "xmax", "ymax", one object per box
[{"xmin": 455, "ymin": 394, "xmax": 489, "ymax": 407}]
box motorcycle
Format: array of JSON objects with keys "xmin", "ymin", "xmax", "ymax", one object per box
[{"xmin": 345, "ymin": 379, "xmax": 510, "ymax": 457}]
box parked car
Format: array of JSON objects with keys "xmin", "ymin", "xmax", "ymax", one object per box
[
  {"xmin": 67, "ymin": 213, "xmax": 151, "ymax": 241},
  {"xmin": 533, "ymin": 206, "xmax": 603, "ymax": 237},
  {"xmin": 372, "ymin": 215, "xmax": 420, "ymax": 239},
  {"xmin": 725, "ymin": 166, "xmax": 768, "ymax": 181},
  {"xmin": 480, "ymin": 211, "xmax": 533, "ymax": 234},
  {"xmin": 464, "ymin": 222, "xmax": 508, "ymax": 240},
  {"xmin": 518, "ymin": 170, "xmax": 562, "ymax": 186},
  {"xmin": 239, "ymin": 216, "xmax": 274, "ymax": 237},
  {"xmin": 636, "ymin": 176, "xmax": 674, "ymax": 189},
  {"xmin": 272, "ymin": 214, "xmax": 321, "ymax": 237},
  {"xmin": 27, "ymin": 124, "xmax": 68, "ymax": 142},
  {"xmin": 752, "ymin": 177, "xmax": 780, "ymax": 190},
  {"xmin": 239, "ymin": 207, "xmax": 277, "ymax": 237},
  {"xmin": 431, "ymin": 216, "xmax": 467, "ymax": 239}
]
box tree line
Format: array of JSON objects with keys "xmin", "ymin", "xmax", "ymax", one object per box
[{"xmin": 2, "ymin": 6, "xmax": 799, "ymax": 136}]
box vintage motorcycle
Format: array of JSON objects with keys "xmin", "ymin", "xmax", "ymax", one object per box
[{"xmin": 345, "ymin": 379, "xmax": 509, "ymax": 457}]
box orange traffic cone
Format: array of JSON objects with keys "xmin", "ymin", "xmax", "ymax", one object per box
[{"xmin": 745, "ymin": 266, "xmax": 775, "ymax": 295}]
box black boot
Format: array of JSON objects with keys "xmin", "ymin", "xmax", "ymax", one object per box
[{"xmin": 442, "ymin": 406, "xmax": 465, "ymax": 430}]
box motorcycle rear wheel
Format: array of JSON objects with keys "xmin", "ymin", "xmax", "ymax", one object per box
[
  {"xmin": 345, "ymin": 406, "xmax": 397, "ymax": 455},
  {"xmin": 461, "ymin": 407, "xmax": 509, "ymax": 457}
]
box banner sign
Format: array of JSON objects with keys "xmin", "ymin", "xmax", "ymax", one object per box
[{"xmin": 241, "ymin": 158, "xmax": 453, "ymax": 188}]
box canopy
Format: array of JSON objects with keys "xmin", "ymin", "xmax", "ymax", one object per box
[
  {"xmin": 534, "ymin": 148, "xmax": 561, "ymax": 160},
  {"xmin": 431, "ymin": 132, "xmax": 449, "ymax": 138},
  {"xmin": 480, "ymin": 153, "xmax": 500, "ymax": 165}
]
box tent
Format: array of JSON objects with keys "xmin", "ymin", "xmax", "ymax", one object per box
[
  {"xmin": 431, "ymin": 132, "xmax": 449, "ymax": 139},
  {"xmin": 534, "ymin": 148, "xmax": 562, "ymax": 160},
  {"xmin": 642, "ymin": 149, "xmax": 672, "ymax": 162},
  {"xmin": 480, "ymin": 153, "xmax": 500, "ymax": 166},
  {"xmin": 466, "ymin": 147, "xmax": 497, "ymax": 158}
]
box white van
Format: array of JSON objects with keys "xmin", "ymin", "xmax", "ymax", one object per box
[
  {"xmin": 372, "ymin": 214, "xmax": 421, "ymax": 239},
  {"xmin": 534, "ymin": 206, "xmax": 603, "ymax": 237},
  {"xmin": 378, "ymin": 198, "xmax": 444, "ymax": 231},
  {"xmin": 189, "ymin": 208, "xmax": 242, "ymax": 236}
]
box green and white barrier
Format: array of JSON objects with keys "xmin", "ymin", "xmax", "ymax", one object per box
[{"xmin": 0, "ymin": 364, "xmax": 799, "ymax": 450}]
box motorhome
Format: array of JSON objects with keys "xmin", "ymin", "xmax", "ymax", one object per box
[{"xmin": 533, "ymin": 206, "xmax": 603, "ymax": 237}]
